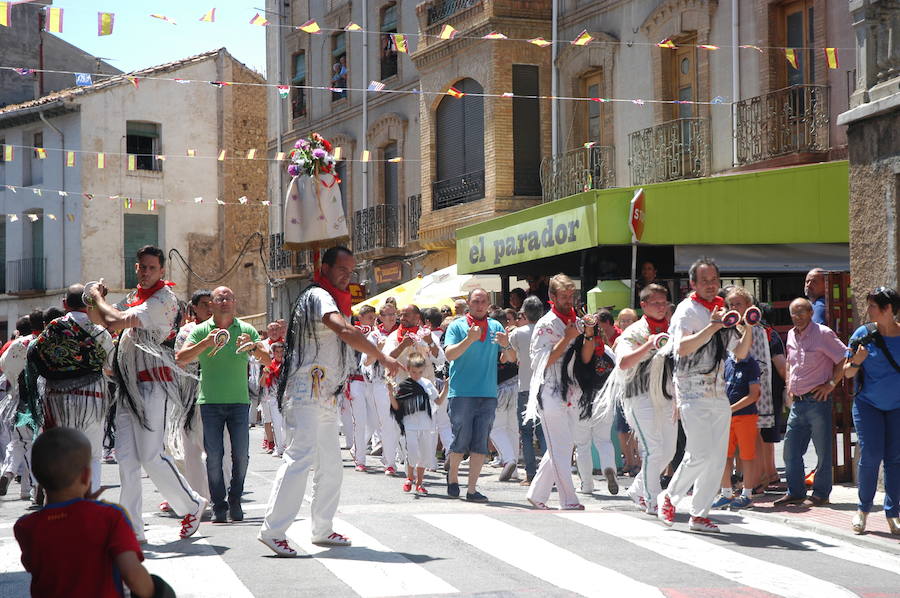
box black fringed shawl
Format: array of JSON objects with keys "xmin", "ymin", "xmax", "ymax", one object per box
[{"xmin": 391, "ymin": 378, "xmax": 433, "ymax": 436}]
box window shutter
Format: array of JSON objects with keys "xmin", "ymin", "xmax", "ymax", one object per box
[
  {"xmin": 512, "ymin": 65, "xmax": 541, "ymax": 196},
  {"xmin": 436, "ymin": 91, "xmax": 465, "ymax": 181},
  {"xmin": 460, "ymin": 78, "xmax": 485, "ymax": 175}
]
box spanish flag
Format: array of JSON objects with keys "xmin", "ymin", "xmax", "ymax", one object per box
[
  {"xmin": 482, "ymin": 31, "xmax": 507, "ymax": 40},
  {"xmin": 446, "ymin": 86, "xmax": 465, "ymax": 99},
  {"xmin": 439, "ymin": 24, "xmax": 457, "ymax": 40},
  {"xmin": 0, "ymin": 3, "xmax": 10, "ymax": 28},
  {"xmin": 698, "ymin": 44, "xmax": 719, "ymax": 50},
  {"xmin": 529, "ymin": 38, "xmax": 551, "ymax": 47},
  {"xmin": 124, "ymin": 198, "xmax": 133, "ymax": 209},
  {"xmin": 66, "ymin": 151, "xmax": 75, "ymax": 167},
  {"xmin": 97, "ymin": 153, "xmax": 105, "ymax": 169},
  {"xmin": 127, "ymin": 155, "xmax": 136, "ymax": 171},
  {"xmin": 246, "ymin": 149, "xmax": 257, "ymax": 159},
  {"xmin": 187, "ymin": 149, "xmax": 196, "ymax": 157},
  {"xmin": 249, "ymin": 13, "xmax": 269, "ymax": 26},
  {"xmin": 35, "ymin": 148, "xmax": 47, "ymax": 159},
  {"xmin": 45, "ymin": 7, "xmax": 63, "ymax": 33},
  {"xmin": 785, "ymin": 48, "xmax": 799, "ymax": 70},
  {"xmin": 572, "ymin": 30, "xmax": 592, "ymax": 46},
  {"xmin": 298, "ymin": 19, "xmax": 319, "ymax": 33},
  {"xmin": 824, "ymin": 48, "xmax": 839, "ymax": 69},
  {"xmin": 218, "ymin": 150, "xmax": 226, "ymax": 161},
  {"xmin": 3, "ymin": 145, "xmax": 12, "ymax": 162},
  {"xmin": 148, "ymin": 200, "xmax": 157, "ymax": 211},
  {"xmin": 393, "ymin": 34, "xmax": 408, "ymax": 53},
  {"xmin": 199, "ymin": 9, "xmax": 216, "ymax": 23},
  {"xmin": 345, "ymin": 22, "xmax": 362, "ymax": 31},
  {"xmin": 98, "ymin": 12, "xmax": 114, "ymax": 36},
  {"xmin": 657, "ymin": 38, "xmax": 676, "ymax": 49}
]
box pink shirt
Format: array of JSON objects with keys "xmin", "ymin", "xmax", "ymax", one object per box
[{"xmin": 786, "ymin": 322, "xmax": 847, "ymax": 396}]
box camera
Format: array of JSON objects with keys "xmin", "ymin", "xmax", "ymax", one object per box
[{"xmin": 849, "ymin": 325, "xmax": 878, "ymax": 351}]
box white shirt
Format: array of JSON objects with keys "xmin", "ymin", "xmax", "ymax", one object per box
[
  {"xmin": 382, "ymin": 329, "xmax": 444, "ymax": 385},
  {"xmin": 529, "ymin": 312, "xmax": 578, "ymax": 403},
  {"xmin": 122, "ymin": 285, "xmax": 179, "ymax": 344},
  {"xmin": 509, "ymin": 323, "xmax": 534, "ymax": 392},
  {"xmin": 0, "ymin": 334, "xmax": 35, "ymax": 394},
  {"xmin": 669, "ymin": 298, "xmax": 737, "ymax": 401},
  {"xmin": 402, "ymin": 377, "xmax": 440, "ymax": 431}
]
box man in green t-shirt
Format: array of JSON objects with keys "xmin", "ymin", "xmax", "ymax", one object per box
[{"xmin": 176, "ymin": 286, "xmax": 271, "ymax": 523}]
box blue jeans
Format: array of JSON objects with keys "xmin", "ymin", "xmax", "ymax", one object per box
[
  {"xmin": 783, "ymin": 395, "xmax": 833, "ymax": 500},
  {"xmin": 516, "ymin": 391, "xmax": 546, "ymax": 480},
  {"xmin": 201, "ymin": 403, "xmax": 250, "ymax": 514},
  {"xmin": 853, "ymin": 399, "xmax": 900, "ymax": 517},
  {"xmin": 448, "ymin": 396, "xmax": 497, "ymax": 455}
]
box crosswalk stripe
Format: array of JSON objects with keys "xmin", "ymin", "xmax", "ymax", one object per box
[
  {"xmin": 286, "ymin": 518, "xmax": 458, "ymax": 597},
  {"xmin": 142, "ymin": 527, "xmax": 255, "ymax": 598},
  {"xmin": 560, "ymin": 512, "xmax": 859, "ymax": 598},
  {"xmin": 735, "ymin": 514, "xmax": 900, "ymax": 577},
  {"xmin": 418, "ymin": 513, "xmax": 664, "ymax": 598}
]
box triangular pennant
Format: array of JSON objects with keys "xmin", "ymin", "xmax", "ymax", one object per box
[
  {"xmin": 199, "ymin": 8, "xmax": 216, "ymax": 23},
  {"xmin": 572, "ymin": 30, "xmax": 592, "ymax": 46},
  {"xmin": 439, "ymin": 24, "xmax": 457, "ymax": 40},
  {"xmin": 98, "ymin": 12, "xmax": 114, "ymax": 36},
  {"xmin": 298, "ymin": 19, "xmax": 319, "ymax": 33}
]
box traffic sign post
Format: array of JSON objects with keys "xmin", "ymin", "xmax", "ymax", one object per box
[{"xmin": 629, "ymin": 188, "xmax": 645, "ymax": 308}]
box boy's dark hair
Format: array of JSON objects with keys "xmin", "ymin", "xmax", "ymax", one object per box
[
  {"xmin": 689, "ymin": 256, "xmax": 719, "ymax": 283},
  {"xmin": 44, "ymin": 307, "xmax": 65, "ymax": 323},
  {"xmin": 422, "ymin": 307, "xmax": 443, "ymax": 329},
  {"xmin": 322, "ymin": 246, "xmax": 352, "ymax": 266},
  {"xmin": 136, "ymin": 245, "xmax": 165, "ymax": 268},
  {"xmin": 31, "ymin": 427, "xmax": 92, "ymax": 492},
  {"xmin": 191, "ymin": 289, "xmax": 212, "ymax": 306},
  {"xmin": 15, "ymin": 316, "xmax": 32, "ymax": 336},
  {"xmin": 28, "ymin": 309, "xmax": 44, "ymax": 333},
  {"xmin": 597, "ymin": 309, "xmax": 615, "ymax": 325},
  {"xmin": 359, "ymin": 304, "xmax": 376, "ymax": 317}
]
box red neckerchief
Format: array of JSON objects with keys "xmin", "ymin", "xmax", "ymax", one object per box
[
  {"xmin": 313, "ymin": 272, "xmax": 352, "ymax": 317},
  {"xmin": 396, "ymin": 325, "xmax": 420, "ymax": 342},
  {"xmin": 465, "ymin": 313, "xmax": 489, "ymax": 342},
  {"xmin": 549, "ymin": 301, "xmax": 577, "ymax": 326},
  {"xmin": 127, "ymin": 279, "xmax": 175, "ymax": 307},
  {"xmin": 378, "ymin": 322, "xmax": 397, "ymax": 335},
  {"xmin": 644, "ymin": 315, "xmax": 669, "ymax": 335},
  {"xmin": 263, "ymin": 359, "xmax": 282, "ymax": 388},
  {"xmin": 690, "ymin": 292, "xmax": 725, "ymax": 313}
]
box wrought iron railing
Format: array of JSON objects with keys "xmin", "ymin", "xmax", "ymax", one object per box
[
  {"xmin": 735, "ymin": 84, "xmax": 830, "ymax": 166},
  {"xmin": 629, "ymin": 117, "xmax": 709, "ymax": 185},
  {"xmin": 407, "ymin": 194, "xmax": 422, "ymax": 241},
  {"xmin": 7, "ymin": 257, "xmax": 46, "ymax": 293},
  {"xmin": 353, "ymin": 204, "xmax": 404, "ymax": 253},
  {"xmin": 268, "ymin": 233, "xmax": 311, "ymax": 274},
  {"xmin": 539, "ymin": 145, "xmax": 615, "ymax": 203},
  {"xmin": 427, "ymin": 0, "xmax": 481, "ymax": 25},
  {"xmin": 432, "ymin": 169, "xmax": 485, "ymax": 210}
]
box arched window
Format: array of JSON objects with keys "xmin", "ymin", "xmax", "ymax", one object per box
[{"xmin": 433, "ymin": 78, "xmax": 484, "ymax": 209}]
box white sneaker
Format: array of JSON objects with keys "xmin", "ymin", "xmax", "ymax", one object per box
[
  {"xmin": 312, "ymin": 532, "xmax": 352, "ymax": 547},
  {"xmin": 179, "ymin": 498, "xmax": 207, "ymax": 539},
  {"xmin": 689, "ymin": 516, "xmax": 720, "ymax": 533},
  {"xmin": 258, "ymin": 534, "xmax": 298, "ymax": 557}
]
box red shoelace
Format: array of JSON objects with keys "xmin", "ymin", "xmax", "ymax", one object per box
[
  {"xmin": 275, "ymin": 539, "xmax": 294, "ymax": 551},
  {"xmin": 179, "ymin": 513, "xmax": 197, "ymax": 537}
]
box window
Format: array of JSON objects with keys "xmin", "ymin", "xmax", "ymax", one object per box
[
  {"xmin": 21, "ymin": 208, "xmax": 44, "ymax": 291},
  {"xmin": 577, "ymin": 71, "xmax": 604, "ymax": 147},
  {"xmin": 383, "ymin": 141, "xmax": 399, "ymax": 207},
  {"xmin": 512, "ymin": 65, "xmax": 541, "ymax": 196},
  {"xmin": 380, "ymin": 3, "xmax": 398, "ymax": 80},
  {"xmin": 123, "ymin": 214, "xmax": 159, "ymax": 288},
  {"xmin": 434, "ymin": 78, "xmax": 485, "ymax": 208},
  {"xmin": 667, "ymin": 41, "xmax": 697, "ymax": 120},
  {"xmin": 126, "ymin": 122, "xmax": 161, "ymax": 171},
  {"xmin": 782, "ymin": 1, "xmax": 815, "ymax": 86},
  {"xmin": 26, "ymin": 131, "xmax": 43, "ymax": 186},
  {"xmin": 291, "ymin": 52, "xmax": 307, "ymax": 119},
  {"xmin": 331, "ymin": 33, "xmax": 348, "ymax": 101}
]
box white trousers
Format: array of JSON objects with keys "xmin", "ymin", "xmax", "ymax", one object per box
[
  {"xmin": 489, "ymin": 393, "xmax": 519, "ymax": 465},
  {"xmin": 1, "ymin": 425, "xmax": 34, "ymax": 496},
  {"xmin": 348, "ymin": 380, "xmax": 375, "ymax": 466},
  {"xmin": 44, "ymin": 394, "xmax": 106, "ymax": 493},
  {"xmin": 625, "ymin": 396, "xmax": 678, "ymax": 509},
  {"xmin": 178, "ymin": 410, "xmax": 210, "ymax": 501},
  {"xmin": 261, "ymin": 396, "xmax": 286, "ymax": 453},
  {"xmin": 527, "ymin": 397, "xmax": 579, "ymax": 507},
  {"xmin": 370, "ymin": 382, "xmax": 400, "ymax": 469},
  {"xmin": 574, "ymin": 408, "xmax": 615, "ymax": 493},
  {"xmin": 260, "ymin": 402, "xmax": 342, "ymax": 541},
  {"xmin": 339, "ymin": 393, "xmax": 354, "ymax": 449},
  {"xmin": 665, "ymin": 398, "xmax": 731, "ymax": 518},
  {"xmin": 433, "ymin": 401, "xmax": 453, "ymax": 457},
  {"xmin": 404, "ymin": 428, "xmax": 437, "ymax": 470},
  {"xmin": 116, "ymin": 383, "xmax": 203, "ymax": 537}
]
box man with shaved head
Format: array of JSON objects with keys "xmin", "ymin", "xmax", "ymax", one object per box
[
  {"xmin": 804, "ymin": 268, "xmax": 828, "ymax": 326},
  {"xmin": 177, "ymin": 286, "xmax": 271, "ymax": 523}
]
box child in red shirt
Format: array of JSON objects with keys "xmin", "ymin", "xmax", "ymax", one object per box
[{"xmin": 14, "ymin": 427, "xmax": 162, "ymax": 598}]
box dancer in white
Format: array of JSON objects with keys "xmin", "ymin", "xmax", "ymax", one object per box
[
  {"xmin": 347, "ymin": 305, "xmax": 376, "ymax": 469},
  {"xmin": 0, "ymin": 317, "xmax": 39, "ymax": 500},
  {"xmin": 364, "ymin": 303, "xmax": 401, "ymax": 474},
  {"xmin": 258, "ymin": 246, "xmax": 401, "ymax": 557},
  {"xmin": 656, "ymin": 258, "xmax": 752, "ymax": 532}
]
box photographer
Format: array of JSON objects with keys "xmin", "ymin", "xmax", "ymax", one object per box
[{"xmin": 844, "ymin": 287, "xmax": 900, "ymax": 536}]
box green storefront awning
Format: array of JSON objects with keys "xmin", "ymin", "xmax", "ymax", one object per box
[{"xmin": 456, "ymin": 161, "xmax": 849, "ymax": 275}]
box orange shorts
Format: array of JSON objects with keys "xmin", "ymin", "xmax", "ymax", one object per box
[{"xmin": 728, "ymin": 414, "xmax": 759, "ymax": 460}]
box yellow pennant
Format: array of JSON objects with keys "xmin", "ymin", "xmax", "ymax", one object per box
[
  {"xmin": 528, "ymin": 37, "xmax": 551, "ymax": 47},
  {"xmin": 824, "ymin": 48, "xmax": 839, "ymax": 69},
  {"xmin": 98, "ymin": 12, "xmax": 114, "ymax": 36},
  {"xmin": 246, "ymin": 149, "xmax": 257, "ymax": 159},
  {"xmin": 361, "ymin": 150, "xmax": 370, "ymax": 162},
  {"xmin": 127, "ymin": 155, "xmax": 136, "ymax": 171},
  {"xmin": 45, "ymin": 7, "xmax": 63, "ymax": 33},
  {"xmin": 572, "ymin": 30, "xmax": 592, "ymax": 46},
  {"xmin": 298, "ymin": 19, "xmax": 319, "ymax": 33},
  {"xmin": 785, "ymin": 48, "xmax": 798, "ymax": 70},
  {"xmin": 392, "ymin": 34, "xmax": 408, "ymax": 53},
  {"xmin": 657, "ymin": 39, "xmax": 677, "ymax": 49},
  {"xmin": 249, "ymin": 13, "xmax": 269, "ymax": 26},
  {"xmin": 345, "ymin": 22, "xmax": 362, "ymax": 31},
  {"xmin": 218, "ymin": 150, "xmax": 226, "ymax": 161},
  {"xmin": 187, "ymin": 149, "xmax": 196, "ymax": 157},
  {"xmin": 35, "ymin": 148, "xmax": 47, "ymax": 159},
  {"xmin": 2, "ymin": 145, "xmax": 11, "ymax": 162},
  {"xmin": 0, "ymin": 2, "xmax": 10, "ymax": 28},
  {"xmin": 66, "ymin": 151, "xmax": 75, "ymax": 167},
  {"xmin": 439, "ymin": 24, "xmax": 457, "ymax": 40},
  {"xmin": 275, "ymin": 151, "xmax": 286, "ymax": 161},
  {"xmin": 199, "ymin": 8, "xmax": 216, "ymax": 23},
  {"xmin": 97, "ymin": 153, "xmax": 105, "ymax": 169}
]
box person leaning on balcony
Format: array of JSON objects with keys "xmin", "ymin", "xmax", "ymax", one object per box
[
  {"xmin": 775, "ymin": 298, "xmax": 847, "ymax": 508},
  {"xmin": 843, "ymin": 287, "xmax": 900, "ymax": 536},
  {"xmin": 804, "ymin": 268, "xmax": 828, "ymax": 326}
]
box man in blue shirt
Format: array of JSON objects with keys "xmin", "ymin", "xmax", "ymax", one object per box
[
  {"xmin": 443, "ymin": 288, "xmax": 513, "ymax": 502},
  {"xmin": 805, "ymin": 268, "xmax": 828, "ymax": 326}
]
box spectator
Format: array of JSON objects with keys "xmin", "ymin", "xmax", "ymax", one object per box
[
  {"xmin": 453, "ymin": 298, "xmax": 467, "ymax": 317},
  {"xmin": 346, "ymin": 305, "xmax": 377, "ymax": 470},
  {"xmin": 443, "ymin": 288, "xmax": 511, "ymax": 502},
  {"xmin": 177, "ymin": 286, "xmax": 271, "ymax": 523},
  {"xmin": 804, "ymin": 268, "xmax": 828, "ymax": 326},
  {"xmin": 776, "ymin": 298, "xmax": 847, "ymax": 507},
  {"xmin": 440, "ymin": 305, "xmax": 453, "ymax": 320},
  {"xmin": 844, "ymin": 287, "xmax": 900, "ymax": 535},
  {"xmin": 508, "ymin": 288, "xmax": 526, "ymax": 311},
  {"xmin": 507, "ymin": 296, "xmax": 546, "ymax": 485},
  {"xmin": 259, "ymin": 342, "xmax": 286, "ymax": 458},
  {"xmin": 489, "ymin": 308, "xmax": 519, "ymax": 481},
  {"xmin": 366, "ymin": 302, "xmax": 402, "ymax": 474},
  {"xmin": 0, "ymin": 316, "xmax": 40, "ymax": 501},
  {"xmin": 615, "ymin": 308, "xmax": 638, "ymax": 333},
  {"xmin": 597, "ymin": 309, "xmax": 621, "ymax": 346}
]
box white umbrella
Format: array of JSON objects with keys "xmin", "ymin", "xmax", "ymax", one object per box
[{"xmin": 413, "ymin": 264, "xmax": 500, "ymax": 304}]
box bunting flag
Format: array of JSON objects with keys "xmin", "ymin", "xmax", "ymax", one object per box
[
  {"xmin": 3, "ymin": 145, "xmax": 12, "ymax": 162},
  {"xmin": 632, "ymin": 99, "xmax": 645, "ymax": 105},
  {"xmin": 333, "ymin": 147, "xmax": 342, "ymax": 160},
  {"xmin": 698, "ymin": 44, "xmax": 719, "ymax": 50},
  {"xmin": 147, "ymin": 199, "xmax": 157, "ymax": 211},
  {"xmin": 439, "ymin": 24, "xmax": 458, "ymax": 40},
  {"xmin": 446, "ymin": 86, "xmax": 465, "ymax": 98},
  {"xmin": 361, "ymin": 150, "xmax": 370, "ymax": 162},
  {"xmin": 174, "ymin": 78, "xmax": 190, "ymax": 84},
  {"xmin": 199, "ymin": 9, "xmax": 216, "ymax": 23},
  {"xmin": 388, "ymin": 156, "xmax": 402, "ymax": 163},
  {"xmin": 572, "ymin": 30, "xmax": 593, "ymax": 46},
  {"xmin": 187, "ymin": 149, "xmax": 196, "ymax": 157},
  {"xmin": 261, "ymin": 200, "xmax": 271, "ymax": 206},
  {"xmin": 35, "ymin": 148, "xmax": 46, "ymax": 159},
  {"xmin": 127, "ymin": 155, "xmax": 136, "ymax": 171},
  {"xmin": 98, "ymin": 12, "xmax": 114, "ymax": 35},
  {"xmin": 217, "ymin": 150, "xmax": 226, "ymax": 161},
  {"xmin": 127, "ymin": 76, "xmax": 139, "ymax": 88},
  {"xmin": 84, "ymin": 193, "xmax": 93, "ymax": 201},
  {"xmin": 32, "ymin": 189, "xmax": 41, "ymax": 197},
  {"xmin": 482, "ymin": 31, "xmax": 507, "ymax": 40},
  {"xmin": 47, "ymin": 214, "xmax": 56, "ymax": 220},
  {"xmin": 277, "ymin": 85, "xmax": 289, "ymax": 98},
  {"xmin": 150, "ymin": 14, "xmax": 177, "ymax": 25},
  {"xmin": 67, "ymin": 213, "xmax": 75, "ymax": 222},
  {"xmin": 14, "ymin": 68, "xmax": 34, "ymax": 76},
  {"xmin": 275, "ymin": 151, "xmax": 286, "ymax": 161},
  {"xmin": 657, "ymin": 38, "xmax": 677, "ymax": 49},
  {"xmin": 0, "ymin": 2, "xmax": 9, "ymax": 28},
  {"xmin": 740, "ymin": 44, "xmax": 763, "ymax": 53},
  {"xmin": 392, "ymin": 34, "xmax": 408, "ymax": 53},
  {"xmin": 528, "ymin": 37, "xmax": 551, "ymax": 47},
  {"xmin": 5, "ymin": 185, "xmax": 15, "ymax": 193},
  {"xmin": 238, "ymin": 196, "xmax": 248, "ymax": 204},
  {"xmin": 124, "ymin": 198, "xmax": 133, "ymax": 209},
  {"xmin": 209, "ymin": 81, "xmax": 232, "ymax": 88},
  {"xmin": 501, "ymin": 92, "xmax": 514, "ymax": 98},
  {"xmin": 75, "ymin": 73, "xmax": 93, "ymax": 86},
  {"xmin": 58, "ymin": 191, "xmax": 67, "ymax": 197},
  {"xmin": 156, "ymin": 154, "xmax": 166, "ymax": 161},
  {"xmin": 246, "ymin": 149, "xmax": 257, "ymax": 159},
  {"xmin": 45, "ymin": 7, "xmax": 63, "ymax": 33},
  {"xmin": 216, "ymin": 198, "xmax": 225, "ymax": 205},
  {"xmin": 28, "ymin": 213, "xmax": 38, "ymax": 221},
  {"xmin": 66, "ymin": 151, "xmax": 75, "ymax": 167},
  {"xmin": 250, "ymin": 13, "xmax": 269, "ymax": 26},
  {"xmin": 96, "ymin": 153, "xmax": 105, "ymax": 169},
  {"xmin": 785, "ymin": 48, "xmax": 798, "ymax": 70},
  {"xmin": 345, "ymin": 22, "xmax": 362, "ymax": 31},
  {"xmin": 367, "ymin": 80, "xmax": 386, "ymax": 91},
  {"xmin": 298, "ymin": 19, "xmax": 319, "ymax": 33},
  {"xmin": 8, "ymin": 215, "xmax": 17, "ymax": 222},
  {"xmin": 824, "ymin": 47, "xmax": 839, "ymax": 69},
  {"xmin": 194, "ymin": 197, "xmax": 203, "ymax": 203}
]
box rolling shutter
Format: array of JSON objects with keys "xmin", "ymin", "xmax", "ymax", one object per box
[{"xmin": 512, "ymin": 65, "xmax": 541, "ymax": 196}]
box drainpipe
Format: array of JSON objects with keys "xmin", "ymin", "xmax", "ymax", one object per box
[
  {"xmin": 731, "ymin": 0, "xmax": 740, "ymax": 166},
  {"xmin": 551, "ymin": 0, "xmax": 559, "ymax": 158},
  {"xmin": 273, "ymin": 1, "xmax": 285, "ymax": 318},
  {"xmin": 361, "ymin": 4, "xmax": 369, "ymax": 210},
  {"xmin": 39, "ymin": 110, "xmax": 65, "ymax": 289}
]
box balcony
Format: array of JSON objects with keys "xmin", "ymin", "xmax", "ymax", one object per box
[
  {"xmin": 539, "ymin": 145, "xmax": 616, "ymax": 203},
  {"xmin": 629, "ymin": 118, "xmax": 709, "ymax": 185},
  {"xmin": 353, "ymin": 204, "xmax": 404, "ymax": 254},
  {"xmin": 7, "ymin": 257, "xmax": 46, "ymax": 294},
  {"xmin": 407, "ymin": 194, "xmax": 422, "ymax": 241},
  {"xmin": 735, "ymin": 85, "xmax": 830, "ymax": 167},
  {"xmin": 426, "ymin": 0, "xmax": 482, "ymax": 26},
  {"xmin": 432, "ymin": 170, "xmax": 485, "ymax": 211},
  {"xmin": 268, "ymin": 233, "xmax": 312, "ymax": 276}
]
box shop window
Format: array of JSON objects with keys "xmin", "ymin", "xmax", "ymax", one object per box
[
  {"xmin": 125, "ymin": 122, "xmax": 161, "ymax": 171},
  {"xmin": 380, "ymin": 3, "xmax": 398, "ymax": 80},
  {"xmin": 383, "ymin": 141, "xmax": 399, "ymax": 208},
  {"xmin": 512, "ymin": 65, "xmax": 541, "ymax": 196},
  {"xmin": 782, "ymin": 0, "xmax": 815, "ymax": 87},
  {"xmin": 26, "ymin": 131, "xmax": 43, "ymax": 186},
  {"xmin": 291, "ymin": 51, "xmax": 307, "ymax": 119},
  {"xmin": 123, "ymin": 213, "xmax": 159, "ymax": 288},
  {"xmin": 331, "ymin": 32, "xmax": 348, "ymax": 101}
]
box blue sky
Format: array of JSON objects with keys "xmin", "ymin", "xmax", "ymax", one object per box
[{"xmin": 50, "ymin": 1, "xmax": 267, "ymax": 75}]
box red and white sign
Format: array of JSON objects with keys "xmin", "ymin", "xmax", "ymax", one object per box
[{"xmin": 629, "ymin": 187, "xmax": 646, "ymax": 242}]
